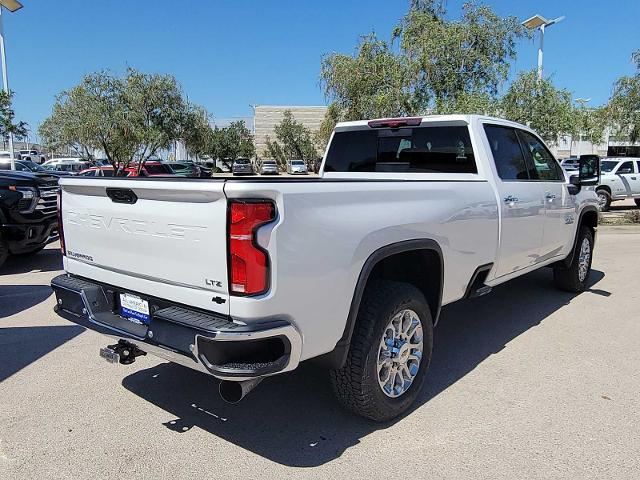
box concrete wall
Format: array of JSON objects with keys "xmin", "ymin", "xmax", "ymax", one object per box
[{"xmin": 253, "ymin": 105, "xmax": 327, "ymax": 157}]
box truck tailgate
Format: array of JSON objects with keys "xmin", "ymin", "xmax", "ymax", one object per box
[{"xmin": 59, "ymin": 178, "xmax": 230, "ymax": 315}]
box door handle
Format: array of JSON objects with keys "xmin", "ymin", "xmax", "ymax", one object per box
[
  {"xmin": 504, "ymin": 195, "xmax": 519, "ymax": 204},
  {"xmin": 632, "ymin": 177, "xmax": 637, "ymax": 180},
  {"xmin": 545, "ymin": 193, "xmax": 556, "ymax": 201}
]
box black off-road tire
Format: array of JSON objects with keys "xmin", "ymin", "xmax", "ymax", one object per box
[
  {"xmin": 553, "ymin": 226, "xmax": 594, "ymax": 293},
  {"xmin": 329, "ymin": 280, "xmax": 433, "ymax": 422},
  {"xmin": 635, "ymin": 199, "xmax": 640, "ymax": 208},
  {"xmin": 596, "ymin": 189, "xmax": 611, "ymax": 212}
]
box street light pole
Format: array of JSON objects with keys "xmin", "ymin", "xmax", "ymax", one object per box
[
  {"xmin": 522, "ymin": 14, "xmax": 565, "ymax": 81},
  {"xmin": 537, "ymin": 24, "xmax": 544, "ymax": 80},
  {"xmin": 0, "ymin": 6, "xmax": 15, "ymax": 169}
]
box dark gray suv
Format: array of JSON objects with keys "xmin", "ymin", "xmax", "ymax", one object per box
[{"xmin": 232, "ymin": 158, "xmax": 254, "ymax": 175}]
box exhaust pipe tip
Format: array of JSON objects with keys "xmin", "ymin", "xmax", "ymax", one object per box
[{"xmin": 219, "ymin": 378, "xmax": 263, "ymax": 404}]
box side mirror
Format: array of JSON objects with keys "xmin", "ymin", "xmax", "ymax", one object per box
[{"xmin": 578, "ymin": 154, "xmax": 600, "ymax": 186}]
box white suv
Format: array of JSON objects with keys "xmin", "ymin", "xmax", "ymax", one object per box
[{"xmin": 596, "ymin": 158, "xmax": 640, "ymax": 211}]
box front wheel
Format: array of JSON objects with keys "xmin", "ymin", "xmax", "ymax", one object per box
[
  {"xmin": 330, "ymin": 280, "xmax": 433, "ymax": 421},
  {"xmin": 596, "ymin": 189, "xmax": 611, "ymax": 212},
  {"xmin": 553, "ymin": 226, "xmax": 594, "ymax": 292}
]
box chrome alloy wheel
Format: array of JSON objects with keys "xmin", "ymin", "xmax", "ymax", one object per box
[
  {"xmin": 597, "ymin": 192, "xmax": 608, "ymax": 211},
  {"xmin": 578, "ymin": 237, "xmax": 591, "ymax": 282},
  {"xmin": 377, "ymin": 309, "xmax": 424, "ymax": 398}
]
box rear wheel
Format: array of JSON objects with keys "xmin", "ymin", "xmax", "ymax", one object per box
[
  {"xmin": 330, "ymin": 280, "xmax": 433, "ymax": 421},
  {"xmin": 553, "ymin": 226, "xmax": 594, "ymax": 292},
  {"xmin": 596, "ymin": 189, "xmax": 611, "ymax": 212}
]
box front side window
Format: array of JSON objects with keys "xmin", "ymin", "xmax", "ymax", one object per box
[
  {"xmin": 601, "ymin": 161, "xmax": 617, "ymax": 173},
  {"xmin": 616, "ymin": 161, "xmax": 634, "ymax": 174},
  {"xmin": 517, "ymin": 130, "xmax": 563, "ymax": 181},
  {"xmin": 324, "ymin": 125, "xmax": 476, "ymax": 173},
  {"xmin": 483, "ymin": 125, "xmax": 528, "ymax": 180}
]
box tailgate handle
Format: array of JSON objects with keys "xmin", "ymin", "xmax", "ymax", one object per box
[{"xmin": 106, "ymin": 188, "xmax": 138, "ymax": 204}]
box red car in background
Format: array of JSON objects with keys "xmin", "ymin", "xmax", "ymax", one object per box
[{"xmin": 78, "ymin": 162, "xmax": 175, "ymax": 177}]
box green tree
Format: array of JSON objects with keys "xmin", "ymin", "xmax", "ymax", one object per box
[
  {"xmin": 320, "ymin": 33, "xmax": 418, "ymax": 139},
  {"xmin": 181, "ymin": 106, "xmax": 213, "ymax": 160},
  {"xmin": 0, "ymin": 90, "xmax": 28, "ymax": 149},
  {"xmin": 39, "ymin": 68, "xmax": 206, "ymax": 174},
  {"xmin": 396, "ymin": 1, "xmax": 525, "ymax": 105},
  {"xmin": 608, "ymin": 50, "xmax": 640, "ymax": 143},
  {"xmin": 319, "ymin": 1, "xmax": 526, "ymax": 137},
  {"xmin": 202, "ymin": 120, "xmax": 255, "ymax": 169},
  {"xmin": 501, "ymin": 70, "xmax": 575, "ymax": 143},
  {"xmin": 265, "ymin": 110, "xmax": 318, "ymax": 171},
  {"xmin": 573, "ymin": 104, "xmax": 608, "ymax": 150}
]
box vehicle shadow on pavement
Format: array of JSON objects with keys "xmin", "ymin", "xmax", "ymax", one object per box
[
  {"xmin": 0, "ymin": 247, "xmax": 62, "ymax": 275},
  {"xmin": 122, "ymin": 268, "xmax": 606, "ymax": 467},
  {"xmin": 0, "ymin": 325, "xmax": 84, "ymax": 382},
  {"xmin": 0, "ymin": 284, "xmax": 54, "ymax": 318}
]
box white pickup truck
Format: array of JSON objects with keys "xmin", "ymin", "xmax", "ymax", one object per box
[
  {"xmin": 595, "ymin": 157, "xmax": 640, "ymax": 211},
  {"xmin": 51, "ymin": 115, "xmax": 600, "ymax": 421}
]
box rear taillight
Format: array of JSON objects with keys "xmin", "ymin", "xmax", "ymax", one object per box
[
  {"xmin": 228, "ymin": 200, "xmax": 276, "ymax": 296},
  {"xmin": 57, "ymin": 189, "xmax": 66, "ymax": 256}
]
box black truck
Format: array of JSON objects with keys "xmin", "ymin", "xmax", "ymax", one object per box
[{"xmin": 0, "ymin": 170, "xmax": 59, "ymax": 268}]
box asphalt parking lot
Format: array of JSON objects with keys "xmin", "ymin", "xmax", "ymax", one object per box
[{"xmin": 1, "ymin": 227, "xmax": 639, "ymax": 479}]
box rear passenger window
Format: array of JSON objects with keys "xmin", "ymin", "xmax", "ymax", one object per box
[
  {"xmin": 483, "ymin": 125, "xmax": 529, "ymax": 180},
  {"xmin": 517, "ymin": 130, "xmax": 563, "ymax": 181},
  {"xmin": 323, "ymin": 125, "xmax": 476, "ymax": 173}
]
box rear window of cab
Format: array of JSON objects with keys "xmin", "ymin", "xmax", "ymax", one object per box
[{"xmin": 324, "ymin": 125, "xmax": 476, "ymax": 174}]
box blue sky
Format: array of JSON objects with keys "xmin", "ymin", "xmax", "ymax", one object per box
[{"xmin": 4, "ymin": 0, "xmax": 640, "ymax": 142}]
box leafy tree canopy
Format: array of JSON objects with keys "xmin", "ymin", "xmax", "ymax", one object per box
[
  {"xmin": 39, "ymin": 68, "xmax": 206, "ymax": 174},
  {"xmin": 266, "ymin": 110, "xmax": 318, "ymax": 171},
  {"xmin": 320, "ymin": 0, "xmax": 527, "ymax": 139},
  {"xmin": 501, "ymin": 70, "xmax": 575, "ymax": 143},
  {"xmin": 0, "ymin": 90, "xmax": 28, "ymax": 146},
  {"xmin": 608, "ymin": 50, "xmax": 640, "ymax": 143}
]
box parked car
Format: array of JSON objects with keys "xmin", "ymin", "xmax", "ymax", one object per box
[
  {"xmin": 165, "ymin": 161, "xmax": 202, "ymax": 177},
  {"xmin": 78, "ymin": 162, "xmax": 175, "ymax": 177},
  {"xmin": 232, "ymin": 158, "xmax": 254, "ymax": 175},
  {"xmin": 77, "ymin": 166, "xmax": 116, "ymax": 177},
  {"xmin": 42, "ymin": 161, "xmax": 91, "ymax": 175},
  {"xmin": 0, "ymin": 159, "xmax": 49, "ymax": 174},
  {"xmin": 595, "ymin": 157, "xmax": 640, "ymax": 211},
  {"xmin": 0, "ymin": 170, "xmax": 59, "ymax": 268},
  {"xmin": 42, "ymin": 157, "xmax": 85, "ymax": 167},
  {"xmin": 51, "ymin": 115, "xmax": 599, "ymax": 421},
  {"xmin": 260, "ymin": 159, "xmax": 279, "ymax": 175},
  {"xmin": 560, "ymin": 157, "xmax": 580, "ymax": 172},
  {"xmin": 287, "ymin": 159, "xmax": 308, "ymax": 175},
  {"xmin": 18, "ymin": 149, "xmax": 46, "ymax": 164}
]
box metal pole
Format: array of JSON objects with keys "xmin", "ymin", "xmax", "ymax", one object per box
[
  {"xmin": 0, "ymin": 7, "xmax": 14, "ymax": 170},
  {"xmin": 537, "ymin": 24, "xmax": 545, "ymax": 80}
]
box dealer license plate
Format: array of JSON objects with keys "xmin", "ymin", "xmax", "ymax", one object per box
[{"xmin": 119, "ymin": 293, "xmax": 150, "ymax": 325}]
